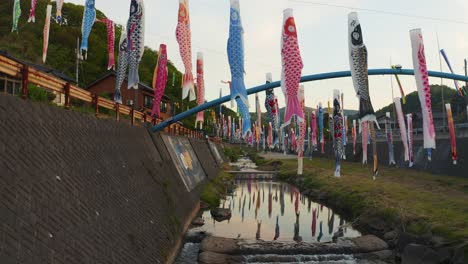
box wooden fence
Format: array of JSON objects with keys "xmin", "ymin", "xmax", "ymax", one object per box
[{"xmin": 0, "ymin": 53, "xmax": 203, "ymax": 139}]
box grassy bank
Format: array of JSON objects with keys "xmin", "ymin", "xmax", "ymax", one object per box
[
  {"xmin": 223, "ymin": 146, "xmax": 242, "ymax": 162},
  {"xmin": 271, "ymin": 157, "xmax": 468, "ymax": 243},
  {"xmin": 200, "ymin": 169, "xmax": 235, "ymax": 208}
]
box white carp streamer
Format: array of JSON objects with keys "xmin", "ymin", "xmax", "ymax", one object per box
[
  {"xmin": 407, "ymin": 114, "xmax": 414, "ymax": 168},
  {"xmin": 394, "ymin": 98, "xmax": 409, "ymax": 162},
  {"xmin": 410, "ymin": 29, "xmax": 436, "ymax": 160}
]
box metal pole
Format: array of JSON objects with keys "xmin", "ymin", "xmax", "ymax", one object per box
[
  {"xmin": 76, "ymin": 38, "xmax": 80, "ymax": 84},
  {"xmin": 390, "ymin": 58, "xmax": 397, "ymax": 129},
  {"xmin": 436, "ymin": 32, "xmax": 446, "ymax": 128},
  {"xmin": 151, "ymin": 69, "xmax": 468, "ymax": 132},
  {"xmin": 465, "ymin": 59, "xmax": 468, "ymax": 122}
]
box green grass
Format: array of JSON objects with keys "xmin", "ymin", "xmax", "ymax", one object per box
[
  {"xmin": 245, "ymin": 148, "xmax": 268, "ymax": 166},
  {"xmin": 275, "ymin": 158, "xmax": 468, "ymax": 242},
  {"xmin": 223, "ymin": 146, "xmax": 242, "ymax": 162},
  {"xmin": 200, "ymin": 170, "xmax": 235, "ymax": 208}
]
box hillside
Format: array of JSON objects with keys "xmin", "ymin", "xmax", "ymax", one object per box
[
  {"xmin": 375, "ymin": 84, "xmax": 467, "ymax": 123},
  {"xmin": 0, "ymin": 1, "xmax": 188, "ymax": 99},
  {"xmin": 0, "ymin": 0, "xmax": 228, "ymax": 129}
]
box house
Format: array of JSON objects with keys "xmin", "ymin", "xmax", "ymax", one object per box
[
  {"xmin": 0, "ymin": 50, "xmax": 74, "ymax": 105},
  {"xmin": 86, "ymin": 72, "xmax": 173, "ymax": 119}
]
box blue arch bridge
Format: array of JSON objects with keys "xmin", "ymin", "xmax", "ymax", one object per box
[{"xmin": 152, "ymin": 68, "xmax": 468, "ymax": 132}]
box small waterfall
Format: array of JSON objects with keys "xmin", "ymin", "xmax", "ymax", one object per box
[{"xmin": 175, "ymin": 243, "xmax": 201, "ymax": 264}]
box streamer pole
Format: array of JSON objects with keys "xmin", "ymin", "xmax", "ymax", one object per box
[{"xmin": 436, "ymin": 32, "xmax": 446, "ymax": 127}]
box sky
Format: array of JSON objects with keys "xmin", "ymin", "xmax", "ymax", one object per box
[{"xmin": 67, "ymin": 0, "xmax": 468, "ymax": 113}]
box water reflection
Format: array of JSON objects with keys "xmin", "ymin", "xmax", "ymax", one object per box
[{"xmin": 196, "ymin": 180, "xmax": 361, "ymax": 243}]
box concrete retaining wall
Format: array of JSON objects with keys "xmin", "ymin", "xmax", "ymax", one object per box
[{"xmin": 0, "ymin": 95, "xmax": 221, "ymax": 263}]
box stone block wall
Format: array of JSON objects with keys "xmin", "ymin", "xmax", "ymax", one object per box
[{"xmin": 0, "ymin": 95, "xmax": 218, "ymax": 263}]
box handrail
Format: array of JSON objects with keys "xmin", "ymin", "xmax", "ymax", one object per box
[{"xmin": 0, "ymin": 53, "xmax": 203, "ymax": 139}]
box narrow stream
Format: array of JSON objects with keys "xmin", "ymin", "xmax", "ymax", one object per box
[
  {"xmin": 196, "ymin": 180, "xmax": 360, "ymax": 243},
  {"xmin": 176, "ymin": 157, "xmax": 362, "ymax": 263}
]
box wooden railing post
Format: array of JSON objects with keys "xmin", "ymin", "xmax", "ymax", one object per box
[
  {"xmin": 21, "ymin": 65, "xmax": 29, "ymax": 99},
  {"xmin": 64, "ymin": 83, "xmax": 71, "ymax": 110},
  {"xmin": 115, "ymin": 103, "xmax": 120, "ymax": 122},
  {"xmin": 93, "ymin": 94, "xmax": 99, "ymax": 117},
  {"xmin": 131, "ymin": 109, "xmax": 135, "ymax": 126}
]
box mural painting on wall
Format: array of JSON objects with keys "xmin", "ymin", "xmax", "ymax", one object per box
[{"xmin": 162, "ymin": 135, "xmax": 206, "ymax": 191}]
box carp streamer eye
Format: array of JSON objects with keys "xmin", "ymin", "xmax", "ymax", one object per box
[
  {"xmin": 288, "ymin": 25, "xmax": 296, "ymax": 33},
  {"xmin": 353, "ymin": 32, "xmax": 360, "ymax": 40},
  {"xmin": 231, "ymin": 12, "xmax": 238, "ymax": 21}
]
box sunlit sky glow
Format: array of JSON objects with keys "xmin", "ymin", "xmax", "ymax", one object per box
[{"xmin": 67, "ymin": 0, "xmax": 468, "ymax": 113}]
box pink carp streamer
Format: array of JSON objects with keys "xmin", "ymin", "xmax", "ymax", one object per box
[
  {"xmin": 369, "ymin": 122, "xmax": 378, "ymax": 177},
  {"xmin": 311, "ymin": 111, "xmax": 317, "ymax": 149},
  {"xmin": 195, "ymin": 52, "xmax": 205, "ymax": 129},
  {"xmin": 445, "ymin": 104, "xmax": 457, "ymax": 164},
  {"xmin": 410, "ymin": 29, "xmax": 436, "ymax": 160},
  {"xmin": 407, "ymin": 114, "xmax": 414, "ymax": 167},
  {"xmin": 297, "ymin": 86, "xmax": 306, "ymax": 175},
  {"xmin": 352, "ymin": 120, "xmax": 357, "ymax": 155},
  {"xmin": 43, "ymin": 5, "xmax": 52, "ymax": 63},
  {"xmin": 28, "ymin": 0, "xmax": 37, "ymax": 23},
  {"xmin": 176, "ymin": 0, "xmax": 195, "ymax": 101},
  {"xmin": 151, "ymin": 44, "xmax": 168, "ymax": 118},
  {"xmin": 361, "ymin": 121, "xmax": 368, "ymax": 164},
  {"xmin": 394, "ymin": 98, "xmax": 409, "ymax": 161},
  {"xmin": 97, "ymin": 18, "xmax": 116, "ymax": 70},
  {"xmin": 281, "ymin": 9, "xmax": 304, "ymax": 126}
]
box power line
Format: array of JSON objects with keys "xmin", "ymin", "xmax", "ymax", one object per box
[
  {"xmin": 144, "ymin": 30, "xmax": 282, "ymax": 70},
  {"xmin": 288, "ymin": 0, "xmax": 468, "ymax": 25}
]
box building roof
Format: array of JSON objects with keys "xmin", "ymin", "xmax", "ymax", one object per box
[
  {"xmin": 0, "ymin": 50, "xmax": 75, "ymax": 83},
  {"xmin": 86, "ymin": 71, "xmax": 171, "ymax": 101},
  {"xmin": 87, "ymin": 71, "xmax": 151, "ymax": 92}
]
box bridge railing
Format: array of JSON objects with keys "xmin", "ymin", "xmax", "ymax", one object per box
[{"xmin": 0, "ymin": 53, "xmax": 203, "ymax": 139}]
